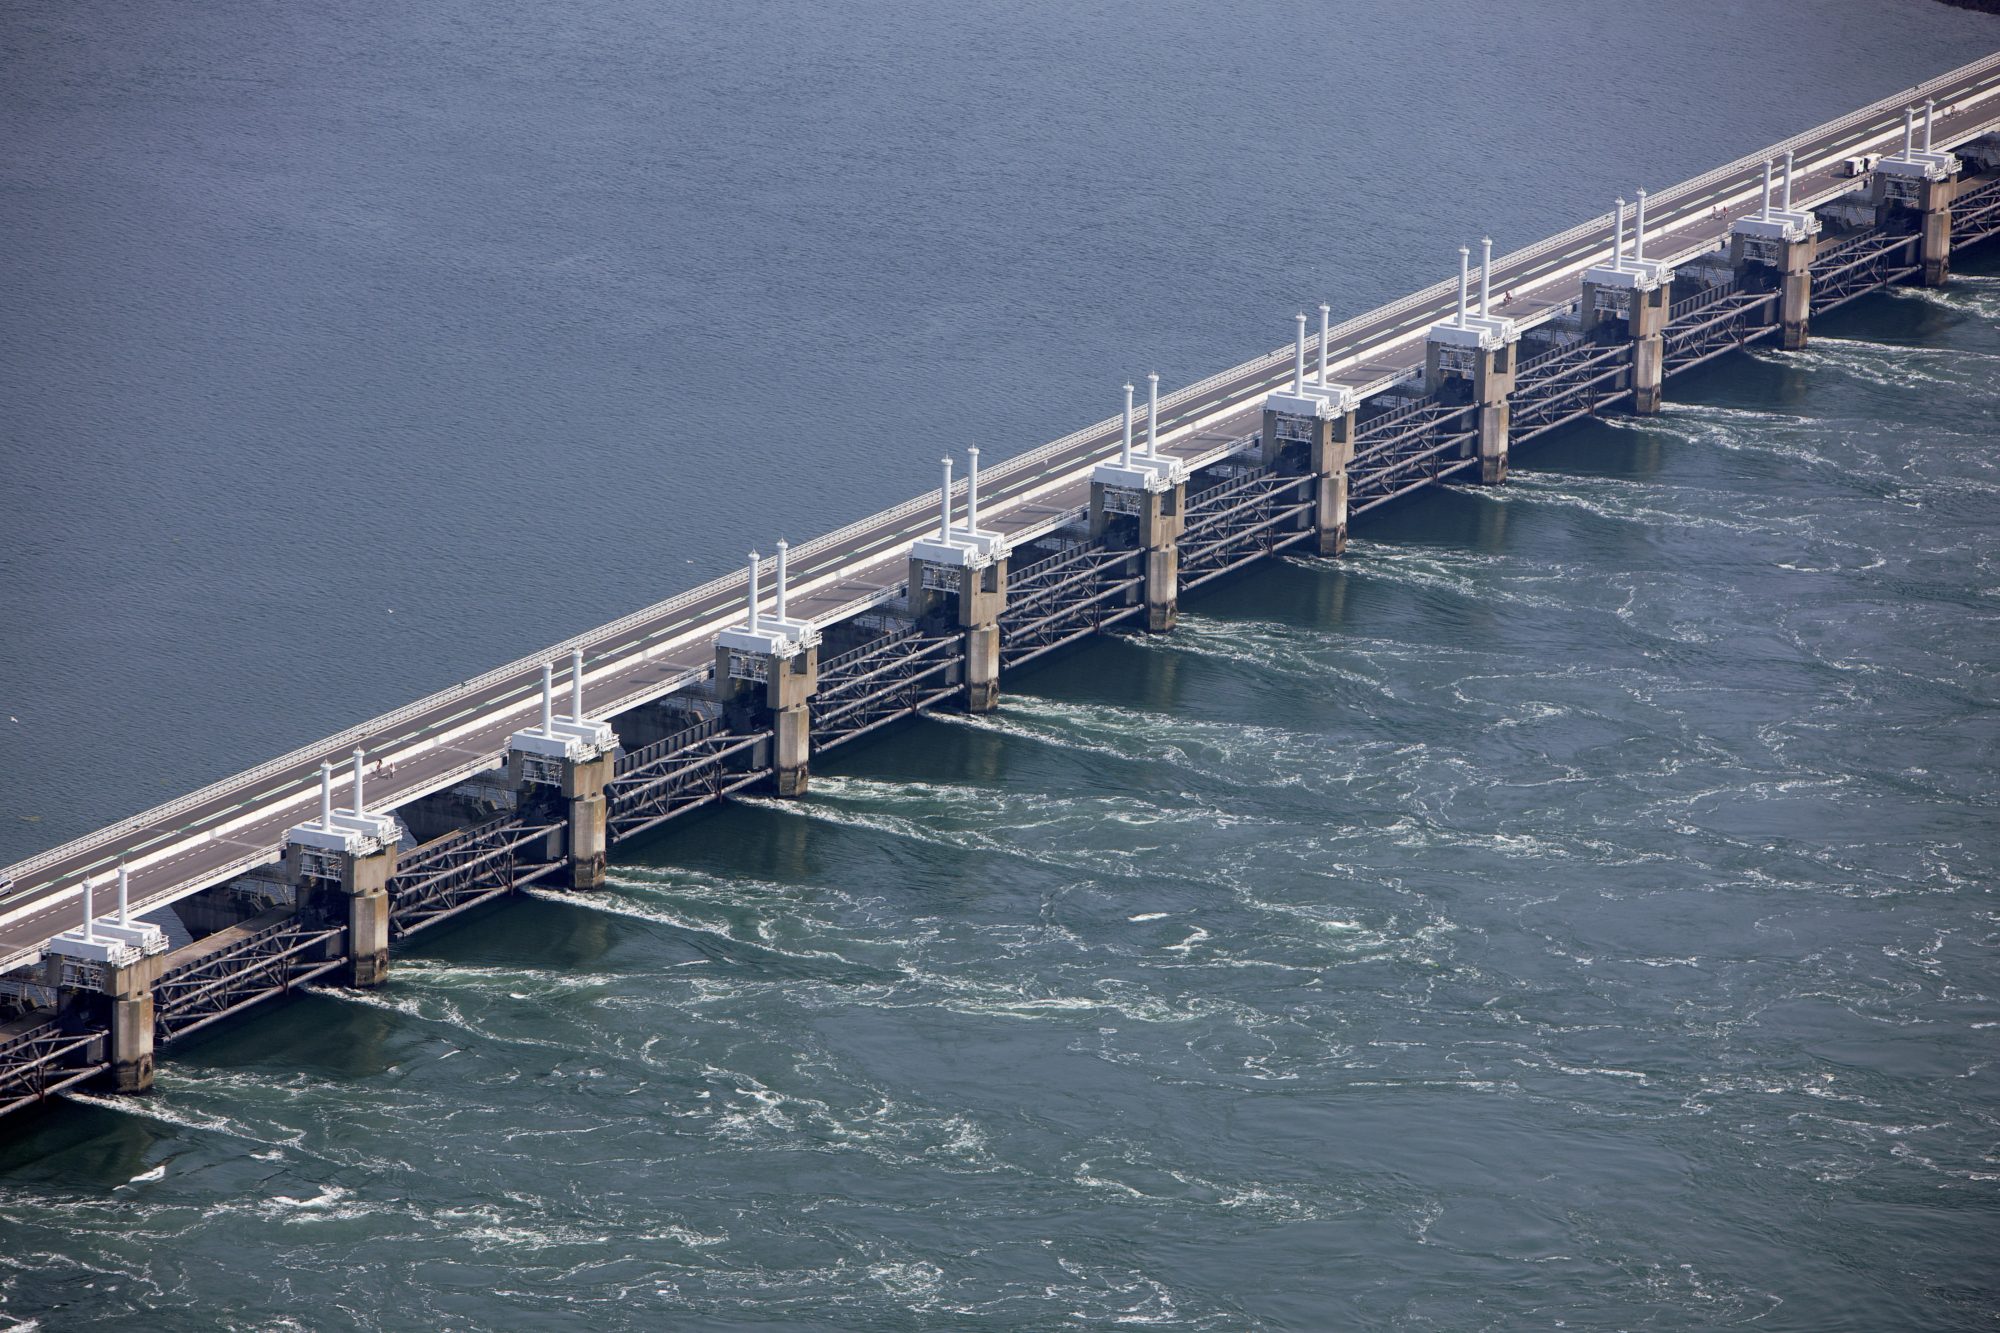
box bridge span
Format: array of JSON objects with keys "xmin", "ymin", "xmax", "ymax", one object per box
[{"xmin": 5, "ymin": 52, "xmax": 2000, "ymax": 1118}]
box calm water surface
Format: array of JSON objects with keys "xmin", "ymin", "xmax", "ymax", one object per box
[{"xmin": 2, "ymin": 2, "xmax": 1998, "ymax": 1328}]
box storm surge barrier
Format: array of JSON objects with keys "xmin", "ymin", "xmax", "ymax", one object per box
[{"xmin": 5, "ymin": 55, "xmax": 2000, "ymax": 1122}]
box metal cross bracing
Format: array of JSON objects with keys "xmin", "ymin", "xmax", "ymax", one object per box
[
  {"xmin": 1955, "ymin": 176, "xmax": 2000, "ymax": 246},
  {"xmin": 152, "ymin": 911, "xmax": 347, "ymax": 1044},
  {"xmin": 997, "ymin": 543, "xmax": 1144, "ymax": 669},
  {"xmin": 618, "ymin": 714, "xmax": 722, "ymax": 776},
  {"xmin": 605, "ymin": 729, "xmax": 771, "ymax": 845},
  {"xmin": 1179, "ymin": 468, "xmax": 1317, "ymax": 588},
  {"xmin": 1813, "ymin": 231, "xmax": 1922, "ymax": 313},
  {"xmin": 386, "ymin": 812, "xmax": 565, "ymax": 940},
  {"xmin": 811, "ymin": 627, "xmax": 964, "ymax": 752},
  {"xmin": 1661, "ymin": 288, "xmax": 1781, "ymax": 375},
  {"xmin": 1348, "ymin": 406, "xmax": 1480, "ymax": 516},
  {"xmin": 0, "ymin": 1016, "xmax": 106, "ymax": 1119},
  {"xmin": 1510, "ymin": 342, "xmax": 1637, "ymax": 443},
  {"xmin": 1668, "ymin": 274, "xmax": 1741, "ymax": 321}
]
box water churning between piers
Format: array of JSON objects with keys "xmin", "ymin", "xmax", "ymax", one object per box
[{"xmin": 4, "ymin": 274, "xmax": 1996, "ymax": 1328}]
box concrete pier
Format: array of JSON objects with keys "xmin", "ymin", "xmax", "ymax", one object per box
[
  {"xmin": 558, "ymin": 753, "xmax": 615, "ymax": 889},
  {"xmin": 717, "ymin": 640, "xmax": 819, "ymax": 796},
  {"xmin": 339, "ymin": 844, "xmax": 395, "ymax": 987},
  {"xmin": 910, "ymin": 552, "xmax": 1009, "ymax": 709},
  {"xmin": 1427, "ymin": 242, "xmax": 1519, "ymax": 484}
]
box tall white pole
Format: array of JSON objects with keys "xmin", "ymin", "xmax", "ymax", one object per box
[
  {"xmin": 1317, "ymin": 305, "xmax": 1330, "ymax": 386},
  {"xmin": 1904, "ymin": 108, "xmax": 1915, "ymax": 158},
  {"xmin": 775, "ymin": 539, "xmax": 790, "ymax": 622},
  {"xmin": 1633, "ymin": 191, "xmax": 1647, "ymax": 263},
  {"xmin": 570, "ymin": 647, "xmax": 586, "ymax": 722},
  {"xmin": 320, "ymin": 760, "xmax": 334, "ymax": 829},
  {"xmin": 1292, "ymin": 315, "xmax": 1307, "ymax": 393},
  {"xmin": 1781, "ymin": 152, "xmax": 1794, "ymax": 212},
  {"xmin": 746, "ymin": 551, "xmax": 762, "ymax": 631},
  {"xmin": 1121, "ymin": 384, "xmax": 1134, "ymax": 467},
  {"xmin": 541, "ymin": 663, "xmax": 556, "ymax": 733},
  {"xmin": 118, "ymin": 865, "xmax": 130, "ymax": 927},
  {"xmin": 966, "ymin": 449, "xmax": 981, "ymax": 532},
  {"xmin": 1479, "ymin": 237, "xmax": 1493, "ymax": 316},
  {"xmin": 1760, "ymin": 163, "xmax": 1772, "ymax": 220},
  {"xmin": 82, "ymin": 875, "xmax": 96, "ymax": 943},
  {"xmin": 1146, "ymin": 374, "xmax": 1160, "ymax": 457},
  {"xmin": 351, "ymin": 748, "xmax": 366, "ymax": 815},
  {"xmin": 1613, "ymin": 199, "xmax": 1627, "ymax": 266},
  {"xmin": 1456, "ymin": 249, "xmax": 1469, "ymax": 324},
  {"xmin": 938, "ymin": 459, "xmax": 953, "ymax": 540},
  {"xmin": 1923, "ymin": 99, "xmax": 1935, "ymax": 152}
]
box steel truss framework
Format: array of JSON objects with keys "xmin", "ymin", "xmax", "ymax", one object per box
[
  {"xmin": 1661, "ymin": 288, "xmax": 1779, "ymax": 375},
  {"xmin": 1511, "ymin": 341, "xmax": 1635, "ymax": 442},
  {"xmin": 0, "ymin": 1016, "xmax": 106, "ymax": 1118},
  {"xmin": 1955, "ymin": 177, "xmax": 2000, "ymax": 247},
  {"xmin": 153, "ymin": 913, "xmax": 347, "ymax": 1043},
  {"xmin": 1180, "ymin": 469, "xmax": 1315, "ymax": 587},
  {"xmin": 812, "ymin": 628, "xmax": 963, "ymax": 751},
  {"xmin": 998, "ymin": 543, "xmax": 1143, "ymax": 668},
  {"xmin": 1349, "ymin": 402, "xmax": 1479, "ymax": 516},
  {"xmin": 387, "ymin": 813, "xmax": 564, "ymax": 939},
  {"xmin": 1813, "ymin": 231, "xmax": 1921, "ymax": 313},
  {"xmin": 606, "ymin": 730, "xmax": 770, "ymax": 844}
]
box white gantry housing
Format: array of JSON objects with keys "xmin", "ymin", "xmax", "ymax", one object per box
[
  {"xmin": 46, "ymin": 864, "xmax": 168, "ymax": 971},
  {"xmin": 1879, "ymin": 100, "xmax": 1960, "ymax": 185},
  {"xmin": 1731, "ymin": 152, "xmax": 1823, "ymax": 249},
  {"xmin": 1264, "ymin": 306, "xmax": 1360, "ymax": 428},
  {"xmin": 287, "ymin": 748, "xmax": 404, "ymax": 857},
  {"xmin": 1585, "ymin": 189, "xmax": 1676, "ymax": 293},
  {"xmin": 913, "ymin": 446, "xmax": 1013, "ymax": 569},
  {"xmin": 1428, "ymin": 237, "xmax": 1522, "ymax": 352},
  {"xmin": 509, "ymin": 649, "xmax": 618, "ymax": 765},
  {"xmin": 717, "ymin": 541, "xmax": 821, "ymax": 660},
  {"xmin": 1096, "ymin": 375, "xmax": 1189, "ymax": 495}
]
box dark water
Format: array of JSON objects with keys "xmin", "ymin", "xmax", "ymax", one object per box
[{"xmin": 4, "ymin": 3, "xmax": 2000, "ymax": 1329}]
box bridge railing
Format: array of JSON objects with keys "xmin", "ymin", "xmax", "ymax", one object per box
[{"xmin": 12, "ymin": 52, "xmax": 2000, "ymax": 896}]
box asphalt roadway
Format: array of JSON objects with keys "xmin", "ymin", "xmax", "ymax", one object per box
[{"xmin": 5, "ymin": 57, "xmax": 1999, "ymax": 975}]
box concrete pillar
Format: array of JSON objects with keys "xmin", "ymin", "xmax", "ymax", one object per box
[
  {"xmin": 107, "ymin": 956, "xmax": 162, "ymax": 1093},
  {"xmin": 560, "ymin": 752, "xmax": 616, "ymax": 890},
  {"xmin": 1584, "ymin": 276, "xmax": 1673, "ymax": 417},
  {"xmin": 343, "ymin": 844, "xmax": 395, "ymax": 987},
  {"xmin": 715, "ymin": 641, "xmax": 819, "ymax": 795},
  {"xmin": 1918, "ymin": 177, "xmax": 1955, "ymax": 287},
  {"xmin": 1315, "ymin": 410, "xmax": 1356, "ymax": 555},
  {"xmin": 1778, "ymin": 235, "xmax": 1817, "ymax": 351},
  {"xmin": 1089, "ymin": 481, "xmax": 1183, "ymax": 631},
  {"xmin": 1473, "ymin": 343, "xmax": 1515, "ymax": 484},
  {"xmin": 908, "ymin": 555, "xmax": 1009, "ymax": 711}
]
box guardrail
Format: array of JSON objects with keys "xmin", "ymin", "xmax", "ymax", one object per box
[{"xmin": 10, "ymin": 50, "xmax": 2000, "ymax": 896}]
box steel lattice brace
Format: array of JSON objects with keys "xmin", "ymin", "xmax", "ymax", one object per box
[
  {"xmin": 1661, "ymin": 290, "xmax": 1780, "ymax": 374},
  {"xmin": 1954, "ymin": 176, "xmax": 2000, "ymax": 247},
  {"xmin": 812, "ymin": 629, "xmax": 963, "ymax": 751},
  {"xmin": 1349, "ymin": 404, "xmax": 1480, "ymax": 515},
  {"xmin": 388, "ymin": 813, "xmax": 565, "ymax": 939},
  {"xmin": 1814, "ymin": 233, "xmax": 1923, "ymax": 312},
  {"xmin": 0, "ymin": 1016, "xmax": 106, "ymax": 1119},
  {"xmin": 1511, "ymin": 344, "xmax": 1636, "ymax": 442},
  {"xmin": 998, "ymin": 544, "xmax": 1144, "ymax": 669},
  {"xmin": 153, "ymin": 913, "xmax": 348, "ymax": 1043},
  {"xmin": 606, "ymin": 731, "xmax": 770, "ymax": 844},
  {"xmin": 1180, "ymin": 470, "xmax": 1316, "ymax": 583}
]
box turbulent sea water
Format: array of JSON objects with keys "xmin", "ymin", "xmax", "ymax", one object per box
[{"xmin": 4, "ymin": 3, "xmax": 2000, "ymax": 1329}]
